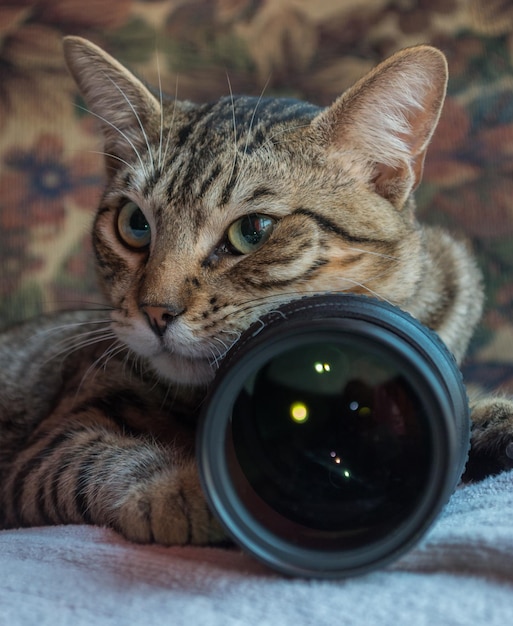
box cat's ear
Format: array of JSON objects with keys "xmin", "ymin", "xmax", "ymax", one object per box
[
  {"xmin": 311, "ymin": 46, "xmax": 448, "ymax": 209},
  {"xmin": 63, "ymin": 36, "xmax": 161, "ymax": 171}
]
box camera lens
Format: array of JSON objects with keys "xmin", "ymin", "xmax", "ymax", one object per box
[{"xmin": 198, "ymin": 295, "xmax": 470, "ymax": 578}]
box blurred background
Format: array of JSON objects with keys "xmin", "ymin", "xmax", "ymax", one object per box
[{"xmin": 1, "ymin": 0, "xmax": 513, "ymax": 392}]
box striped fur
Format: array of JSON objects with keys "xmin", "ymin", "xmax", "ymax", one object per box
[{"xmin": 0, "ymin": 38, "xmax": 511, "ymax": 543}]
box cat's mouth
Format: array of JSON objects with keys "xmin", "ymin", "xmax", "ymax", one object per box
[
  {"xmin": 148, "ymin": 349, "xmax": 217, "ymax": 386},
  {"xmin": 115, "ymin": 322, "xmax": 227, "ymax": 387}
]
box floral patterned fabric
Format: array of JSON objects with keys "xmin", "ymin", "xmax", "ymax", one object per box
[{"xmin": 1, "ymin": 0, "xmax": 513, "ymax": 392}]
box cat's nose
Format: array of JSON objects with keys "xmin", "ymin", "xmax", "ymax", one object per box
[{"xmin": 141, "ymin": 304, "xmax": 184, "ymax": 337}]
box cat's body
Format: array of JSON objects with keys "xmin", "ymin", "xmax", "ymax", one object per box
[{"xmin": 0, "ymin": 37, "xmax": 511, "ymax": 545}]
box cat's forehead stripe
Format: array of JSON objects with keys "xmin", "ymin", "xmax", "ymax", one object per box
[
  {"xmin": 164, "ymin": 95, "xmax": 319, "ymax": 159},
  {"xmin": 146, "ymin": 96, "xmax": 318, "ymax": 219},
  {"xmin": 198, "ymin": 163, "xmax": 222, "ymax": 199},
  {"xmin": 209, "ymin": 95, "xmax": 320, "ymax": 129}
]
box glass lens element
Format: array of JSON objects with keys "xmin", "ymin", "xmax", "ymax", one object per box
[{"xmin": 229, "ymin": 339, "xmax": 432, "ymax": 550}]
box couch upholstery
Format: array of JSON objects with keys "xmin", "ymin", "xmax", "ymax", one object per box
[{"xmin": 1, "ymin": 0, "xmax": 513, "ymax": 394}]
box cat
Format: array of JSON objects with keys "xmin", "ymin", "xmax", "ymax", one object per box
[{"xmin": 0, "ymin": 36, "xmax": 512, "ymax": 546}]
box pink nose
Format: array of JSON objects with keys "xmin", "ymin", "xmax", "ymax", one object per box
[{"xmin": 141, "ymin": 304, "xmax": 184, "ymax": 337}]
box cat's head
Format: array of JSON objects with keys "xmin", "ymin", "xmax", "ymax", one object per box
[{"xmin": 63, "ymin": 37, "xmax": 447, "ymax": 386}]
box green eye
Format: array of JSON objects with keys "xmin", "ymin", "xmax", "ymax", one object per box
[
  {"xmin": 227, "ymin": 214, "xmax": 275, "ymax": 254},
  {"xmin": 117, "ymin": 201, "xmax": 151, "ymax": 249}
]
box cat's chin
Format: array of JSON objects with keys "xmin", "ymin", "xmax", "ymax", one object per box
[{"xmin": 148, "ymin": 352, "xmax": 216, "ymax": 387}]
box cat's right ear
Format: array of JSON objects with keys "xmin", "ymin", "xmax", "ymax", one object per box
[
  {"xmin": 310, "ymin": 46, "xmax": 448, "ymax": 210},
  {"xmin": 63, "ymin": 36, "xmax": 162, "ymax": 173}
]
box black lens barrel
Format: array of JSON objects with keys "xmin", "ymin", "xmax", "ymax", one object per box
[{"xmin": 198, "ymin": 295, "xmax": 470, "ymax": 578}]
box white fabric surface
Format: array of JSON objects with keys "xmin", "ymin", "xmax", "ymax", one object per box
[{"xmin": 1, "ymin": 470, "xmax": 513, "ymax": 626}]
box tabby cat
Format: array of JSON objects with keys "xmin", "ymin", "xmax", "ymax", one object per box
[{"xmin": 0, "ymin": 37, "xmax": 512, "ymax": 546}]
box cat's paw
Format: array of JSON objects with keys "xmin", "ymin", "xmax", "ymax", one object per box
[
  {"xmin": 463, "ymin": 396, "xmax": 513, "ymax": 481},
  {"xmin": 113, "ymin": 462, "xmax": 227, "ymax": 546}
]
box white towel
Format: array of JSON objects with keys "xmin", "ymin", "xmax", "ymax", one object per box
[{"xmin": 1, "ymin": 470, "xmax": 512, "ymax": 626}]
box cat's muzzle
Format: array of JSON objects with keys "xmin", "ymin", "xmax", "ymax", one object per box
[{"xmin": 197, "ymin": 294, "xmax": 470, "ymax": 578}]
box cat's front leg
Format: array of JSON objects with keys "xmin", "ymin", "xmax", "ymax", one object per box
[
  {"xmin": 2, "ymin": 421, "xmax": 226, "ymax": 546},
  {"xmin": 463, "ymin": 396, "xmax": 513, "ymax": 481}
]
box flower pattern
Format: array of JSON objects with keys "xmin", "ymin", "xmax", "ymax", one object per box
[
  {"xmin": 0, "ymin": 134, "xmax": 101, "ymax": 228},
  {"xmin": 1, "ymin": 0, "xmax": 513, "ymax": 391}
]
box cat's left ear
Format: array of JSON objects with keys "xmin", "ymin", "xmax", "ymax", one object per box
[
  {"xmin": 63, "ymin": 36, "xmax": 162, "ymax": 173},
  {"xmin": 310, "ymin": 46, "xmax": 448, "ymax": 209}
]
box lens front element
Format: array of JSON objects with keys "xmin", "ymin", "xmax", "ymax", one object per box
[{"xmin": 229, "ymin": 337, "xmax": 431, "ymax": 550}]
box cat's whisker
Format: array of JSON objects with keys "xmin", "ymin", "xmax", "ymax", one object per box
[
  {"xmin": 344, "ymin": 246, "xmax": 400, "ymax": 261},
  {"xmin": 41, "ymin": 326, "xmax": 116, "ymax": 368},
  {"xmin": 232, "ymin": 75, "xmax": 272, "ymax": 199},
  {"xmin": 225, "ymin": 71, "xmax": 239, "ymax": 196},
  {"xmin": 212, "ymin": 278, "xmax": 398, "ymax": 336},
  {"xmin": 99, "ymin": 341, "xmax": 128, "ymax": 372},
  {"xmin": 207, "ymin": 355, "xmax": 218, "ymax": 370},
  {"xmin": 35, "ymin": 318, "xmax": 111, "ymax": 339},
  {"xmin": 36, "ymin": 320, "xmax": 115, "ymax": 364},
  {"xmin": 120, "ymin": 348, "xmax": 148, "ymax": 388},
  {"xmin": 34, "ymin": 323, "xmax": 113, "ymax": 363},
  {"xmin": 51, "ymin": 326, "xmax": 113, "ymax": 349},
  {"xmin": 156, "ymin": 48, "xmax": 165, "ymax": 172},
  {"xmin": 130, "ymin": 352, "xmax": 150, "ymax": 386},
  {"xmin": 81, "ymin": 342, "xmax": 128, "ymax": 384},
  {"xmin": 336, "ymin": 278, "xmax": 395, "ymax": 306},
  {"xmin": 89, "ymin": 150, "xmax": 137, "ymax": 174},
  {"xmin": 210, "ymin": 335, "xmax": 232, "ymax": 361},
  {"xmin": 49, "ymin": 302, "xmax": 115, "ymax": 313},
  {"xmin": 75, "ymin": 103, "xmax": 148, "ymax": 178},
  {"xmin": 201, "ymin": 329, "xmax": 241, "ymax": 364},
  {"xmin": 219, "ymin": 329, "xmax": 242, "ymax": 342},
  {"xmin": 261, "ymin": 308, "xmax": 287, "ymax": 320},
  {"xmin": 75, "ymin": 340, "xmax": 128, "ymax": 398},
  {"xmin": 108, "ymin": 344, "xmax": 132, "ymax": 375},
  {"xmin": 138, "ymin": 354, "xmax": 154, "ymax": 382},
  {"xmin": 216, "ymin": 291, "xmax": 309, "ymax": 318},
  {"xmin": 205, "ymin": 338, "xmax": 220, "ymax": 361},
  {"xmin": 206, "ymin": 345, "xmax": 221, "ymax": 370},
  {"xmin": 242, "ymin": 75, "xmax": 271, "ymax": 161},
  {"xmin": 158, "ymin": 376, "xmax": 180, "ymax": 412},
  {"xmin": 102, "ymin": 72, "xmax": 156, "ymax": 177},
  {"xmin": 260, "ymin": 122, "xmax": 313, "ymax": 151},
  {"xmin": 235, "ymin": 121, "xmax": 313, "ymax": 187},
  {"xmin": 161, "ymin": 75, "xmax": 180, "ymax": 168}
]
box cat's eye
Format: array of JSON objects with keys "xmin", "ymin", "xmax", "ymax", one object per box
[
  {"xmin": 117, "ymin": 201, "xmax": 151, "ymax": 249},
  {"xmin": 227, "ymin": 214, "xmax": 275, "ymax": 254}
]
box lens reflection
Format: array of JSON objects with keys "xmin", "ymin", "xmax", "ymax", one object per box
[{"xmin": 229, "ymin": 340, "xmax": 432, "ymax": 548}]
